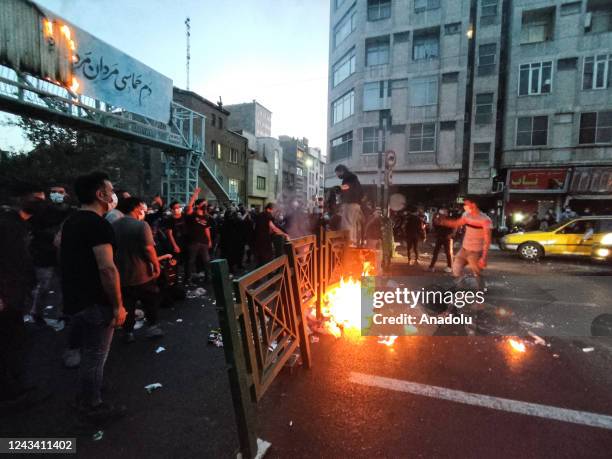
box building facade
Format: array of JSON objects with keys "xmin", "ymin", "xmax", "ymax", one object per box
[
  {"xmin": 501, "ymin": 0, "xmax": 612, "ymax": 222},
  {"xmin": 326, "ymin": 0, "xmax": 612, "ymax": 221},
  {"xmin": 226, "ymin": 100, "xmax": 273, "ymax": 137},
  {"xmin": 326, "ymin": 0, "xmax": 474, "ymax": 207},
  {"xmin": 306, "ymin": 146, "xmax": 326, "ymax": 210},
  {"xmin": 279, "ymin": 136, "xmax": 309, "ymax": 204},
  {"xmin": 240, "ymin": 131, "xmax": 284, "ymax": 208},
  {"xmin": 173, "ymin": 88, "xmax": 248, "ymax": 205}
]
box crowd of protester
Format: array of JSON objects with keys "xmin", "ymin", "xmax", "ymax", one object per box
[{"xmin": 0, "ymin": 171, "xmax": 338, "ymax": 421}]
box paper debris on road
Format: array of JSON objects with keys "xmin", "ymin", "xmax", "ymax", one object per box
[
  {"xmin": 208, "ymin": 329, "xmax": 223, "ymax": 347},
  {"xmin": 528, "ymin": 331, "xmax": 546, "ymax": 346},
  {"xmin": 92, "ymin": 431, "xmax": 104, "ymax": 441},
  {"xmin": 155, "ymin": 346, "xmax": 166, "ymax": 354},
  {"xmin": 186, "ymin": 287, "xmax": 207, "ymax": 299},
  {"xmin": 45, "ymin": 305, "xmax": 54, "ymax": 310},
  {"xmin": 582, "ymin": 347, "xmax": 595, "ymax": 353},
  {"xmin": 289, "ymin": 420, "xmax": 293, "ymax": 427},
  {"xmin": 144, "ymin": 383, "xmax": 163, "ymax": 393},
  {"xmin": 176, "ymin": 318, "xmax": 183, "ymax": 323}
]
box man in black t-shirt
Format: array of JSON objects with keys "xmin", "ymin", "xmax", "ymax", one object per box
[
  {"xmin": 60, "ymin": 172, "xmax": 127, "ymax": 421},
  {"xmin": 335, "ymin": 164, "xmax": 364, "ymax": 246},
  {"xmin": 254, "ymin": 203, "xmax": 289, "ymax": 267},
  {"xmin": 184, "ymin": 200, "xmax": 212, "ymax": 283}
]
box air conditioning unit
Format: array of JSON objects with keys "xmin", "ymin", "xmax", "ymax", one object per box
[{"xmin": 584, "ymin": 12, "xmax": 592, "ymax": 29}]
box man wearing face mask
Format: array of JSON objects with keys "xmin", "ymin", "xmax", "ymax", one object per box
[
  {"xmin": 60, "ymin": 172, "xmax": 127, "ymax": 421},
  {"xmin": 112, "ymin": 197, "xmax": 163, "ymax": 342},
  {"xmin": 104, "ymin": 189, "xmax": 126, "ymax": 224}
]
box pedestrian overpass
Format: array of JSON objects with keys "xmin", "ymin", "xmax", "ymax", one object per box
[{"xmin": 0, "ymin": 0, "xmax": 229, "ymax": 204}]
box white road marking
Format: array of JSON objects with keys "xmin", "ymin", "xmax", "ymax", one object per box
[{"xmin": 349, "ymin": 372, "xmax": 612, "ymax": 430}]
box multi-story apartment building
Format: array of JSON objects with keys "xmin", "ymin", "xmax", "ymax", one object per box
[
  {"xmin": 240, "ymin": 130, "xmax": 284, "ymax": 209},
  {"xmin": 305, "ymin": 147, "xmax": 326, "ymax": 210},
  {"xmin": 279, "ymin": 136, "xmax": 309, "ymax": 204},
  {"xmin": 173, "ymin": 88, "xmax": 248, "ymax": 205},
  {"xmin": 502, "ymin": 0, "xmax": 612, "ymax": 221},
  {"xmin": 326, "ymin": 0, "xmax": 475, "ymax": 207},
  {"xmin": 226, "ymin": 100, "xmax": 273, "ymax": 137},
  {"xmin": 325, "ymin": 0, "xmax": 612, "ymax": 221}
]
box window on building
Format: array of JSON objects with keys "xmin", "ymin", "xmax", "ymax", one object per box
[
  {"xmin": 583, "ymin": 54, "xmax": 612, "ymax": 90},
  {"xmin": 230, "ymin": 148, "xmax": 239, "ymax": 163},
  {"xmin": 228, "ymin": 179, "xmax": 239, "ymax": 201},
  {"xmin": 558, "ymin": 57, "xmax": 578, "ymax": 70},
  {"xmin": 334, "ymin": 5, "xmax": 357, "ymax": 48},
  {"xmin": 473, "ymin": 143, "xmax": 491, "ymax": 168},
  {"xmin": 475, "ymin": 93, "xmax": 494, "ymax": 124},
  {"xmin": 296, "ymin": 167, "xmax": 303, "ymax": 177},
  {"xmin": 210, "ymin": 140, "xmax": 216, "ymax": 158},
  {"xmin": 442, "ymin": 71, "xmax": 459, "ymax": 83},
  {"xmin": 333, "ymin": 47, "xmax": 356, "ymax": 87},
  {"xmin": 516, "ymin": 116, "xmax": 548, "ymax": 146},
  {"xmin": 362, "ymin": 127, "xmax": 379, "ymax": 154},
  {"xmin": 409, "ymin": 123, "xmax": 436, "ymax": 152},
  {"xmin": 414, "ymin": 0, "xmax": 440, "ymax": 13},
  {"xmin": 586, "ymin": 0, "xmax": 612, "ymax": 33},
  {"xmin": 478, "ymin": 43, "xmax": 497, "ymax": 76},
  {"xmin": 331, "ymin": 131, "xmax": 353, "ymax": 162},
  {"xmin": 217, "ymin": 143, "xmax": 223, "ymax": 160},
  {"xmin": 560, "ymin": 1, "xmax": 582, "ymax": 16},
  {"xmin": 256, "ymin": 176, "xmax": 266, "ymax": 190},
  {"xmin": 579, "ymin": 111, "xmax": 612, "ymax": 144},
  {"xmin": 211, "ymin": 114, "xmax": 216, "ymax": 127},
  {"xmin": 218, "ymin": 117, "xmax": 223, "ymax": 129},
  {"xmin": 481, "ymin": 0, "xmax": 498, "ymax": 17},
  {"xmin": 332, "ymin": 90, "xmax": 355, "ymax": 124},
  {"xmin": 363, "ymin": 80, "xmax": 391, "ymax": 111},
  {"xmin": 413, "ymin": 29, "xmax": 439, "ymax": 60},
  {"xmin": 444, "ymin": 22, "xmax": 461, "ymax": 35},
  {"xmin": 409, "ymin": 76, "xmax": 438, "ymax": 106},
  {"xmin": 366, "ymin": 36, "xmax": 390, "ymax": 66},
  {"xmin": 367, "ymin": 0, "xmax": 391, "ymax": 21},
  {"xmin": 519, "ymin": 61, "xmax": 553, "ymax": 95},
  {"xmin": 335, "ymin": 0, "xmax": 347, "ymax": 10},
  {"xmin": 521, "ymin": 8, "xmax": 555, "ymax": 44}
]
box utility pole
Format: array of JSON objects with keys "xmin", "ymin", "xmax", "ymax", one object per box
[
  {"xmin": 376, "ymin": 117, "xmax": 388, "ymax": 211},
  {"xmin": 185, "ymin": 17, "xmax": 191, "ymax": 90}
]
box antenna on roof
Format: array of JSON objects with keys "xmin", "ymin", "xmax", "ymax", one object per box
[{"xmin": 185, "ymin": 17, "xmax": 191, "ymax": 90}]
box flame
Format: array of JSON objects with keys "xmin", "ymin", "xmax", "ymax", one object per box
[
  {"xmin": 316, "ymin": 259, "xmax": 393, "ymax": 346},
  {"xmin": 60, "ymin": 24, "xmax": 71, "ymax": 41},
  {"xmin": 508, "ymin": 338, "xmax": 526, "ymax": 353},
  {"xmin": 378, "ymin": 336, "xmax": 398, "ymax": 347},
  {"xmin": 320, "ymin": 276, "xmax": 362, "ymax": 338},
  {"xmin": 70, "ymin": 76, "xmax": 79, "ymax": 93},
  {"xmin": 43, "ymin": 18, "xmax": 53, "ymax": 37}
]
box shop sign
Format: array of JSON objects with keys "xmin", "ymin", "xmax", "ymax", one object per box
[
  {"xmin": 507, "ymin": 169, "xmax": 569, "ymax": 193},
  {"xmin": 570, "ymin": 167, "xmax": 612, "ymax": 194}
]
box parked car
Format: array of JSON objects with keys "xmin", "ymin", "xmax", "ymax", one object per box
[{"xmin": 500, "ymin": 216, "xmax": 612, "ymax": 261}]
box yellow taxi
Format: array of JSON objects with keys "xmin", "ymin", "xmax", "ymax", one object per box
[{"xmin": 500, "ymin": 216, "xmax": 612, "ymax": 260}]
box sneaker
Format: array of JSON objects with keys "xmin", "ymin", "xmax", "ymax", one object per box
[
  {"xmin": 444, "ymin": 267, "xmax": 452, "ymax": 273},
  {"xmin": 124, "ymin": 332, "xmax": 136, "ymax": 344},
  {"xmin": 145, "ymin": 325, "xmax": 165, "ymax": 339},
  {"xmin": 82, "ymin": 402, "xmax": 127, "ymax": 422},
  {"xmin": 62, "ymin": 349, "xmax": 81, "ymax": 368},
  {"xmin": 426, "ymin": 267, "xmax": 435, "ymax": 272}
]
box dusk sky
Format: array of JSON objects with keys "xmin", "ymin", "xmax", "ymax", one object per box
[{"xmin": 1, "ymin": 0, "xmax": 330, "ymax": 155}]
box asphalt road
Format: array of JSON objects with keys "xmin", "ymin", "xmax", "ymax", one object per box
[{"xmin": 1, "ymin": 249, "xmax": 611, "ymax": 458}]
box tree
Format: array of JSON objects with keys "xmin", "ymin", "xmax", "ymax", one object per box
[{"xmin": 0, "ymin": 117, "xmax": 153, "ymax": 202}]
